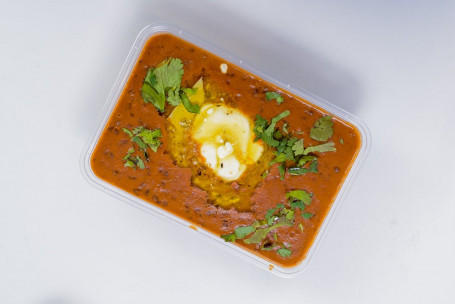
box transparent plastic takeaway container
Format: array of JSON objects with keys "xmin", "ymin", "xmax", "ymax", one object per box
[{"xmin": 80, "ymin": 22, "xmax": 371, "ymax": 277}]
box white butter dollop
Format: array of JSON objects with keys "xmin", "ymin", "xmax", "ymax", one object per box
[
  {"xmin": 218, "ymin": 155, "xmax": 241, "ymax": 180},
  {"xmin": 220, "ymin": 63, "xmax": 228, "ymax": 73},
  {"xmin": 200, "ymin": 143, "xmax": 217, "ymax": 169},
  {"xmin": 217, "ymin": 142, "xmax": 233, "ymax": 159},
  {"xmin": 192, "ymin": 104, "xmax": 264, "ymax": 181}
]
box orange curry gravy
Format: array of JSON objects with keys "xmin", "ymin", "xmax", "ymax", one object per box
[{"xmin": 91, "ymin": 33, "xmax": 361, "ymax": 267}]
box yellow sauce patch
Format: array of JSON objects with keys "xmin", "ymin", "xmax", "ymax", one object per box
[{"xmin": 166, "ymin": 78, "xmax": 274, "ymax": 210}]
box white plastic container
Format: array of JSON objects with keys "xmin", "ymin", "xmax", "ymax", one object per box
[{"xmin": 80, "ymin": 22, "xmax": 371, "ymax": 277}]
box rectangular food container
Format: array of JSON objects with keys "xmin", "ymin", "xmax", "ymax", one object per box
[{"xmin": 80, "ymin": 22, "xmax": 371, "ymax": 277}]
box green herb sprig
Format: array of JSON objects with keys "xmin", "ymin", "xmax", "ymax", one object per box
[
  {"xmin": 254, "ymin": 114, "xmax": 336, "ymax": 179},
  {"xmin": 220, "ymin": 189, "xmax": 315, "ymax": 258},
  {"xmin": 141, "ymin": 58, "xmax": 200, "ymax": 113},
  {"xmin": 265, "ymin": 91, "xmax": 285, "ymax": 105},
  {"xmin": 121, "ymin": 126, "xmax": 162, "ymax": 169}
]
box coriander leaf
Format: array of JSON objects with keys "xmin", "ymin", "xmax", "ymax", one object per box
[
  {"xmin": 278, "ymin": 163, "xmax": 286, "ymax": 180},
  {"xmin": 261, "ymin": 244, "xmax": 275, "ymax": 251},
  {"xmin": 135, "ymin": 156, "xmax": 145, "ymax": 169},
  {"xmin": 243, "ymin": 220, "xmax": 292, "ymax": 244},
  {"xmin": 286, "ymin": 137, "xmax": 298, "ymax": 147},
  {"xmin": 132, "ymin": 136, "xmax": 147, "ymax": 150},
  {"xmin": 340, "ymin": 138, "xmax": 344, "ymax": 144},
  {"xmin": 290, "ymin": 200, "xmax": 305, "ymax": 211},
  {"xmin": 180, "ymin": 92, "xmax": 200, "ymax": 113},
  {"xmin": 292, "ymin": 139, "xmax": 304, "ymax": 156},
  {"xmin": 265, "ymin": 208, "xmax": 277, "ymax": 221},
  {"xmin": 284, "ymin": 146, "xmax": 295, "ymax": 161},
  {"xmin": 282, "ymin": 123, "xmax": 288, "ymax": 134},
  {"xmin": 299, "ymin": 223, "xmax": 303, "ymax": 232},
  {"xmin": 137, "ymin": 129, "xmax": 162, "ymax": 152},
  {"xmin": 285, "ymin": 209, "xmax": 295, "ymax": 221},
  {"xmin": 167, "ymin": 89, "xmax": 181, "ymax": 106},
  {"xmin": 262, "ymin": 110, "xmax": 290, "ymax": 147},
  {"xmin": 123, "ymin": 147, "xmax": 135, "ymax": 161},
  {"xmin": 142, "ymin": 81, "xmax": 165, "ymax": 112},
  {"xmin": 265, "ymin": 92, "xmax": 285, "ymax": 105},
  {"xmin": 154, "ymin": 58, "xmax": 184, "ymax": 92},
  {"xmin": 220, "ymin": 233, "xmax": 236, "ymax": 242},
  {"xmin": 253, "ymin": 115, "xmax": 268, "ymax": 140},
  {"xmin": 310, "ymin": 115, "xmax": 334, "ymax": 141},
  {"xmin": 302, "ymin": 212, "xmax": 314, "ymax": 219},
  {"xmin": 269, "ymin": 153, "xmax": 287, "ymax": 166},
  {"xmin": 297, "ymin": 155, "xmax": 316, "ymax": 166},
  {"xmin": 273, "ymin": 129, "xmax": 283, "ymax": 140},
  {"xmin": 303, "ymin": 142, "xmax": 336, "ymax": 155},
  {"xmin": 261, "ymin": 170, "xmax": 269, "ymax": 179},
  {"xmin": 276, "ymin": 203, "xmax": 285, "ymax": 209},
  {"xmin": 182, "ymin": 87, "xmax": 198, "ymax": 96},
  {"xmin": 124, "ymin": 160, "xmax": 135, "ymax": 168},
  {"xmin": 288, "ymin": 167, "xmax": 309, "ymax": 175},
  {"xmin": 132, "ymin": 126, "xmax": 145, "ymax": 135},
  {"xmin": 251, "ymin": 220, "xmax": 261, "ymax": 229},
  {"xmin": 122, "ymin": 128, "xmax": 134, "ymax": 138},
  {"xmin": 286, "ymin": 190, "xmax": 312, "ymax": 206},
  {"xmin": 309, "ymin": 159, "xmax": 318, "ymax": 173},
  {"xmin": 267, "ymin": 215, "xmax": 277, "ymax": 226},
  {"xmin": 276, "ymin": 247, "xmax": 292, "ymax": 257},
  {"xmin": 243, "ymin": 227, "xmax": 269, "ymax": 244},
  {"xmin": 141, "ymin": 58, "xmax": 186, "ymax": 112},
  {"xmin": 234, "ymin": 226, "xmax": 255, "ymax": 239}
]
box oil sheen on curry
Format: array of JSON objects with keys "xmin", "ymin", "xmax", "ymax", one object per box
[{"xmin": 91, "ymin": 33, "xmax": 361, "ymax": 267}]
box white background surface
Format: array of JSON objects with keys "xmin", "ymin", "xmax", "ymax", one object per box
[{"xmin": 1, "ymin": 1, "xmax": 454, "ymax": 303}]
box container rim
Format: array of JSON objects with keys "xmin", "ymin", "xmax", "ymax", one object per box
[{"xmin": 80, "ymin": 22, "xmax": 371, "ymax": 278}]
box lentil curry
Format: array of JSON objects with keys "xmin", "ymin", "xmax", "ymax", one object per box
[{"xmin": 91, "ymin": 33, "xmax": 361, "ymax": 267}]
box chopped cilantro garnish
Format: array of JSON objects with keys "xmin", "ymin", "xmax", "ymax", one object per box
[
  {"xmin": 132, "ymin": 127, "xmax": 162, "ymax": 152},
  {"xmin": 303, "ymin": 142, "xmax": 336, "ymax": 154},
  {"xmin": 131, "ymin": 136, "xmax": 147, "ymax": 150},
  {"xmin": 122, "ymin": 128, "xmax": 133, "ymax": 138},
  {"xmin": 254, "ymin": 111, "xmax": 337, "ymax": 178},
  {"xmin": 135, "ymin": 157, "xmax": 145, "ymax": 169},
  {"xmin": 340, "ymin": 138, "xmax": 344, "ymax": 144},
  {"xmin": 302, "ymin": 212, "xmax": 314, "ymax": 219},
  {"xmin": 141, "ymin": 58, "xmax": 199, "ymax": 113},
  {"xmin": 278, "ymin": 163, "xmax": 286, "ymax": 180},
  {"xmin": 265, "ymin": 91, "xmax": 285, "ymax": 105},
  {"xmin": 265, "ymin": 208, "xmax": 277, "ymax": 222},
  {"xmin": 124, "ymin": 160, "xmax": 135, "ymax": 168},
  {"xmin": 220, "ymin": 189, "xmax": 313, "ymax": 258},
  {"xmin": 180, "ymin": 91, "xmax": 200, "ymax": 113},
  {"xmin": 182, "ymin": 87, "xmax": 198, "ymax": 96},
  {"xmin": 234, "ymin": 225, "xmax": 255, "ymax": 239},
  {"xmin": 290, "ymin": 200, "xmax": 305, "ymax": 211},
  {"xmin": 255, "ymin": 110, "xmax": 290, "ymax": 147},
  {"xmin": 276, "ymin": 247, "xmax": 292, "ymax": 257},
  {"xmin": 244, "ymin": 220, "xmax": 292, "ymax": 244},
  {"xmin": 286, "ymin": 190, "xmax": 313, "ymax": 206},
  {"xmin": 220, "ymin": 233, "xmax": 236, "ymax": 242},
  {"xmin": 122, "ymin": 126, "xmax": 162, "ymax": 169},
  {"xmin": 253, "ymin": 115, "xmax": 268, "ymax": 141},
  {"xmin": 310, "ymin": 115, "xmax": 334, "ymax": 141},
  {"xmin": 291, "ymin": 139, "xmax": 304, "ymax": 156},
  {"xmin": 269, "ymin": 153, "xmax": 287, "ymax": 166}
]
